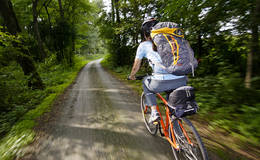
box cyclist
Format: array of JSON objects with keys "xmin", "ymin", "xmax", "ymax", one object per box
[{"xmin": 129, "ymin": 18, "xmax": 187, "ymax": 123}]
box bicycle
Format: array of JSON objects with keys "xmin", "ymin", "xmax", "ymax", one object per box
[{"xmin": 134, "ymin": 75, "xmax": 208, "ymax": 160}]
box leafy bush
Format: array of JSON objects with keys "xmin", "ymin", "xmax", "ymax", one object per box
[
  {"xmin": 0, "ymin": 54, "xmax": 103, "ymax": 138},
  {"xmin": 189, "ymin": 69, "xmax": 260, "ymax": 145}
]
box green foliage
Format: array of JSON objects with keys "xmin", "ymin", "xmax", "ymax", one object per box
[
  {"xmin": 100, "ymin": 0, "xmax": 260, "ymax": 146},
  {"xmin": 0, "ymin": 54, "xmax": 103, "ymax": 160},
  {"xmin": 6, "ymin": 0, "xmax": 99, "ymax": 65},
  {"xmin": 52, "ymin": 19, "xmax": 75, "ymax": 64},
  {"xmin": 189, "ymin": 69, "xmax": 260, "ymax": 145},
  {"xmin": 0, "ymin": 0, "xmax": 259, "ymax": 158},
  {"xmin": 0, "ymin": 28, "xmax": 23, "ymax": 63},
  {"xmin": 0, "ymin": 0, "xmax": 104, "ymax": 158},
  {"xmin": 98, "ymin": 0, "xmax": 161, "ymax": 67},
  {"xmin": 0, "ymin": 0, "xmax": 103, "ymax": 139},
  {"xmin": 103, "ymin": 55, "xmax": 260, "ymax": 147}
]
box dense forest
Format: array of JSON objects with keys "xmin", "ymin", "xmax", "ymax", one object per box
[
  {"xmin": 0, "ymin": 0, "xmax": 259, "ymax": 159},
  {"xmin": 0, "ymin": 0, "xmax": 104, "ymax": 141},
  {"xmin": 99, "ymin": 0, "xmax": 260, "ymax": 146}
]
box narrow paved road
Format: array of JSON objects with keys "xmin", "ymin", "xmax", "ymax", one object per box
[{"xmin": 26, "ymin": 59, "xmax": 174, "ymax": 160}]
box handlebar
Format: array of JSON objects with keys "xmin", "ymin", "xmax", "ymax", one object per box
[
  {"xmin": 135, "ymin": 75, "xmax": 147, "ymax": 80},
  {"xmin": 127, "ymin": 75, "xmax": 148, "ymax": 80}
]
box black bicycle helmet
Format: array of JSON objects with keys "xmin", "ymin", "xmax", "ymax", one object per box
[{"xmin": 141, "ymin": 18, "xmax": 159, "ymax": 38}]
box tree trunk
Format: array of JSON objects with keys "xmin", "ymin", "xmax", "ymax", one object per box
[
  {"xmin": 254, "ymin": 0, "xmax": 260, "ymax": 75},
  {"xmin": 44, "ymin": 2, "xmax": 51, "ymax": 31},
  {"xmin": 0, "ymin": 0, "xmax": 44, "ymax": 89},
  {"xmin": 114, "ymin": 0, "xmax": 120, "ymax": 23},
  {"xmin": 245, "ymin": 1, "xmax": 260, "ymax": 88},
  {"xmin": 56, "ymin": 0, "xmax": 66, "ymax": 63},
  {"xmin": 0, "ymin": 0, "xmax": 21, "ymax": 34},
  {"xmin": 123, "ymin": 0, "xmax": 126, "ymax": 19},
  {"xmin": 111, "ymin": 0, "xmax": 115, "ymax": 23},
  {"xmin": 58, "ymin": 0, "xmax": 64, "ymax": 19},
  {"xmin": 32, "ymin": 0, "xmax": 47, "ymax": 60},
  {"xmin": 245, "ymin": 45, "xmax": 253, "ymax": 88},
  {"xmin": 72, "ymin": 36, "xmax": 75, "ymax": 52}
]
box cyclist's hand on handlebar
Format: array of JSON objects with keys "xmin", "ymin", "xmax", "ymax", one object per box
[{"xmin": 128, "ymin": 75, "xmax": 136, "ymax": 80}]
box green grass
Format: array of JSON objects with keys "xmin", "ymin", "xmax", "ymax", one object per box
[{"xmin": 0, "ymin": 54, "xmax": 104, "ymax": 160}]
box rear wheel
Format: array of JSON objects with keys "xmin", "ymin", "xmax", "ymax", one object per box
[
  {"xmin": 169, "ymin": 117, "xmax": 208, "ymax": 160},
  {"xmin": 168, "ymin": 119, "xmax": 179, "ymax": 160},
  {"xmin": 141, "ymin": 92, "xmax": 158, "ymax": 135}
]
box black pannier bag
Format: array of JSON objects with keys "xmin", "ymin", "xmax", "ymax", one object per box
[{"xmin": 168, "ymin": 86, "xmax": 198, "ymax": 118}]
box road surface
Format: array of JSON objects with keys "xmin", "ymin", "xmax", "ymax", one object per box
[{"xmin": 24, "ymin": 59, "xmax": 175, "ymax": 160}]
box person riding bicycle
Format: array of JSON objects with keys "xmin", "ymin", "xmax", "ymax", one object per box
[{"xmin": 129, "ymin": 18, "xmax": 187, "ymax": 123}]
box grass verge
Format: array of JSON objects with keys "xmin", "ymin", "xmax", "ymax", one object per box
[{"xmin": 0, "ymin": 54, "xmax": 104, "ymax": 160}]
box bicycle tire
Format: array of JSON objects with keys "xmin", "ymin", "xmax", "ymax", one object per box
[
  {"xmin": 141, "ymin": 92, "xmax": 158, "ymax": 135},
  {"xmin": 168, "ymin": 118, "xmax": 179, "ymax": 160},
  {"xmin": 169, "ymin": 117, "xmax": 208, "ymax": 160}
]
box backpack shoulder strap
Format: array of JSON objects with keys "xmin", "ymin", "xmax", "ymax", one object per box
[{"xmin": 151, "ymin": 27, "xmax": 184, "ymax": 39}]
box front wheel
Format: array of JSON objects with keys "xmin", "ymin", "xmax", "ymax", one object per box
[
  {"xmin": 169, "ymin": 117, "xmax": 208, "ymax": 160},
  {"xmin": 141, "ymin": 92, "xmax": 158, "ymax": 135}
]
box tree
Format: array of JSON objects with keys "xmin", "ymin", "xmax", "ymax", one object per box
[
  {"xmin": 245, "ymin": 0, "xmax": 260, "ymax": 88},
  {"xmin": 99, "ymin": 0, "xmax": 160, "ymax": 66},
  {"xmin": 111, "ymin": 0, "xmax": 115, "ymax": 23},
  {"xmin": 0, "ymin": 0, "xmax": 44, "ymax": 89},
  {"xmin": 114, "ymin": 0, "xmax": 120, "ymax": 23},
  {"xmin": 58, "ymin": 0, "xmax": 64, "ymax": 19},
  {"xmin": 32, "ymin": 0, "xmax": 47, "ymax": 60}
]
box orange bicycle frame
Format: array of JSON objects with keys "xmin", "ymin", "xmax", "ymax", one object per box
[{"xmin": 155, "ymin": 93, "xmax": 193, "ymax": 150}]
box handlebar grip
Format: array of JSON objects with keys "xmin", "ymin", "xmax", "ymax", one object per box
[
  {"xmin": 127, "ymin": 75, "xmax": 148, "ymax": 80},
  {"xmin": 135, "ymin": 75, "xmax": 147, "ymax": 80}
]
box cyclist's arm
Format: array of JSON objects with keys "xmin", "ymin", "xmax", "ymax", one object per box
[{"xmin": 129, "ymin": 58, "xmax": 142, "ymax": 80}]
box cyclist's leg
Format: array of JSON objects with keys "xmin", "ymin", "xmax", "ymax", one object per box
[
  {"xmin": 142, "ymin": 77, "xmax": 157, "ymax": 107},
  {"xmin": 142, "ymin": 77, "xmax": 160, "ymax": 123},
  {"xmin": 142, "ymin": 76, "xmax": 187, "ymax": 100},
  {"xmin": 142, "ymin": 77, "xmax": 187, "ymax": 122},
  {"xmin": 141, "ymin": 92, "xmax": 158, "ymax": 135}
]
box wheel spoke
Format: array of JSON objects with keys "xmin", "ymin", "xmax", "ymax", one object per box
[
  {"xmin": 141, "ymin": 92, "xmax": 158, "ymax": 135},
  {"xmin": 169, "ymin": 118, "xmax": 208, "ymax": 160}
]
